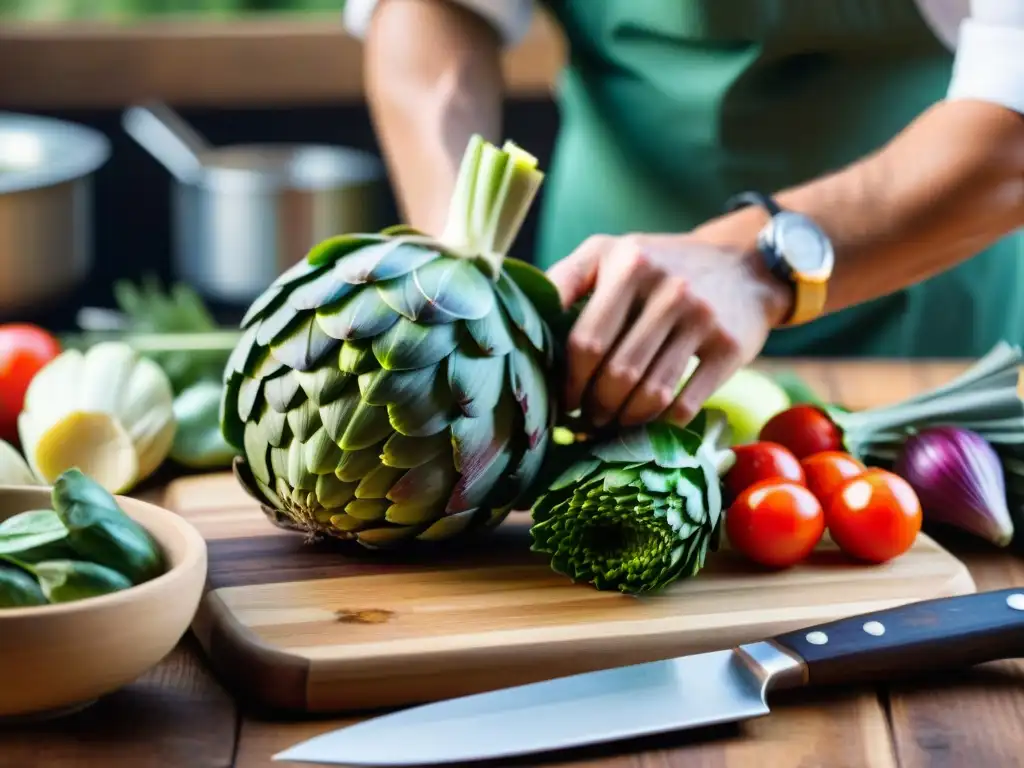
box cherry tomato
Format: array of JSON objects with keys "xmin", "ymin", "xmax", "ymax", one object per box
[
  {"xmin": 801, "ymin": 451, "xmax": 866, "ymax": 506},
  {"xmin": 0, "ymin": 324, "xmax": 61, "ymax": 443},
  {"xmin": 759, "ymin": 404, "xmax": 843, "ymax": 459},
  {"xmin": 826, "ymin": 468, "xmax": 922, "ymax": 563},
  {"xmin": 724, "ymin": 441, "xmax": 805, "ymax": 501},
  {"xmin": 725, "ymin": 479, "xmax": 826, "ymax": 568}
]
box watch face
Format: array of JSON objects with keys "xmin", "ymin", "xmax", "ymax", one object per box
[{"xmin": 775, "ymin": 212, "xmax": 833, "ymax": 275}]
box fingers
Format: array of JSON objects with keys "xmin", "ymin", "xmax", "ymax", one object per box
[
  {"xmin": 562, "ymin": 243, "xmax": 648, "ymax": 413},
  {"xmin": 617, "ymin": 319, "xmax": 707, "ymax": 426},
  {"xmin": 546, "ymin": 236, "xmax": 606, "ymax": 310},
  {"xmin": 667, "ymin": 335, "xmax": 744, "ymax": 427},
  {"xmin": 586, "ymin": 277, "xmax": 685, "ymax": 426}
]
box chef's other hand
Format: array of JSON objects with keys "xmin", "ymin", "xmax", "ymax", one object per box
[{"xmin": 546, "ymin": 234, "xmax": 793, "ymax": 428}]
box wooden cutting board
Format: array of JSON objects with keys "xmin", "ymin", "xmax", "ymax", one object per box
[{"xmin": 164, "ymin": 470, "xmax": 976, "ymax": 716}]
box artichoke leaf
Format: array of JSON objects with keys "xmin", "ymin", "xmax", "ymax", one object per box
[
  {"xmin": 371, "ymin": 317, "xmax": 459, "ymax": 371},
  {"xmin": 335, "ymin": 442, "xmax": 385, "ymax": 483},
  {"xmin": 502, "ymin": 258, "xmax": 568, "ymax": 340},
  {"xmin": 236, "ymin": 376, "xmax": 263, "ymax": 423},
  {"xmin": 447, "ymin": 401, "xmax": 514, "ymax": 513},
  {"xmin": 345, "ymin": 499, "xmax": 390, "ymax": 521},
  {"xmin": 494, "ymin": 271, "xmax": 546, "ymax": 351},
  {"xmin": 288, "ymin": 267, "xmax": 354, "ymax": 311},
  {"xmin": 386, "ymin": 373, "xmax": 457, "ymax": 437},
  {"xmin": 548, "ymin": 458, "xmax": 602, "ymax": 491},
  {"xmin": 381, "ymin": 431, "xmax": 451, "ymax": 469},
  {"xmin": 446, "ymin": 351, "xmax": 504, "ymax": 417},
  {"xmin": 358, "ymin": 364, "xmax": 440, "ymax": 407},
  {"xmin": 340, "ymin": 401, "xmax": 394, "ymax": 451},
  {"xmin": 333, "ymin": 240, "xmax": 439, "ymax": 285},
  {"xmin": 355, "ymin": 464, "xmax": 405, "ymax": 499},
  {"xmin": 244, "ymin": 421, "xmax": 273, "ymax": 485},
  {"xmin": 271, "ymin": 255, "xmax": 322, "ymax": 288},
  {"xmin": 317, "ymin": 288, "xmax": 401, "ymax": 341},
  {"xmin": 303, "ymin": 427, "xmax": 343, "ymax": 475},
  {"xmin": 319, "ymin": 392, "xmax": 361, "ymax": 443},
  {"xmin": 270, "ymin": 316, "xmax": 340, "ymax": 372},
  {"xmin": 264, "ymin": 373, "xmax": 304, "ymax": 413},
  {"xmin": 259, "ymin": 407, "xmax": 291, "ymax": 447},
  {"xmin": 315, "ymin": 473, "xmax": 357, "ymax": 509},
  {"xmin": 256, "ymin": 299, "xmax": 302, "ymax": 347},
  {"xmin": 286, "ymin": 440, "xmax": 317, "ymax": 491},
  {"xmin": 591, "ymin": 427, "xmax": 657, "ymax": 465},
  {"xmin": 294, "ymin": 367, "xmax": 349, "ymax": 406},
  {"xmin": 307, "ymin": 233, "xmax": 386, "ymax": 268},
  {"xmin": 387, "ymin": 454, "xmax": 458, "ymax": 507},
  {"xmin": 240, "ymin": 285, "xmax": 286, "ymax": 330},
  {"xmin": 339, "ymin": 340, "xmax": 378, "ymax": 374},
  {"xmin": 224, "ymin": 324, "xmax": 261, "ymax": 381},
  {"xmin": 508, "ymin": 344, "xmax": 550, "ymax": 448},
  {"xmin": 416, "ymin": 509, "xmax": 479, "ymax": 540},
  {"xmin": 286, "ymin": 398, "xmax": 322, "ymax": 442},
  {"xmin": 407, "ymin": 258, "xmax": 495, "ymax": 321},
  {"xmin": 464, "ymin": 306, "xmax": 515, "ymax": 356}
]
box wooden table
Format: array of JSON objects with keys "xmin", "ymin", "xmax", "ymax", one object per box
[{"xmin": 3, "ymin": 359, "xmax": 1024, "ymax": 768}]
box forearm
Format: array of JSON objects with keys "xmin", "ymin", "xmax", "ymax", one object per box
[
  {"xmin": 693, "ymin": 99, "xmax": 1024, "ymax": 315},
  {"xmin": 365, "ymin": 0, "xmax": 504, "ymax": 235}
]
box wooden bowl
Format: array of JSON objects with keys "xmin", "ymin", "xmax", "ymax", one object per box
[{"xmin": 0, "ymin": 486, "xmax": 208, "ymax": 719}]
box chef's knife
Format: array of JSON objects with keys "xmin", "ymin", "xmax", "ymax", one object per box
[{"xmin": 275, "ymin": 587, "xmax": 1024, "ymax": 766}]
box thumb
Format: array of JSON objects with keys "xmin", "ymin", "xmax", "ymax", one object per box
[{"xmin": 545, "ymin": 238, "xmax": 604, "ymax": 310}]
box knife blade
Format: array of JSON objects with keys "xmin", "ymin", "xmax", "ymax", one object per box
[{"xmin": 275, "ymin": 587, "xmax": 1024, "ymax": 766}]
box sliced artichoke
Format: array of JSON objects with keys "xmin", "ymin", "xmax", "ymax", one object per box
[{"xmin": 530, "ymin": 411, "xmax": 736, "ymax": 594}]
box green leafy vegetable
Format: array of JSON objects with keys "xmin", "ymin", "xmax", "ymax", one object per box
[
  {"xmin": 51, "ymin": 469, "xmax": 164, "ymax": 584},
  {"xmin": 169, "ymin": 380, "xmax": 237, "ymax": 468},
  {"xmin": 530, "ymin": 410, "xmax": 735, "ymax": 594},
  {"xmin": 30, "ymin": 559, "xmax": 133, "ymax": 603},
  {"xmin": 0, "ymin": 563, "xmax": 47, "ymax": 607},
  {"xmin": 0, "ymin": 510, "xmax": 69, "ymax": 555}
]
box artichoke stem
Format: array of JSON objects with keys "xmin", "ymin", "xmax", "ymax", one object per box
[{"xmin": 440, "ymin": 134, "xmax": 545, "ymax": 280}]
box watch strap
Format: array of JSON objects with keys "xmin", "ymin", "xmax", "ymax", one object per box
[{"xmin": 725, "ymin": 191, "xmax": 828, "ymax": 328}]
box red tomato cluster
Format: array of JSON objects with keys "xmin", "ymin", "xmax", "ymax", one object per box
[{"xmin": 722, "ymin": 405, "xmax": 922, "ymax": 568}]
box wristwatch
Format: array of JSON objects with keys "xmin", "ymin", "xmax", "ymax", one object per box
[{"xmin": 725, "ymin": 191, "xmax": 835, "ymax": 327}]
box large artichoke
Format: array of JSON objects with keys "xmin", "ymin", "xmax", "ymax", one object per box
[
  {"xmin": 220, "ymin": 135, "xmax": 565, "ymax": 549},
  {"xmin": 530, "ymin": 411, "xmax": 735, "ymax": 594}
]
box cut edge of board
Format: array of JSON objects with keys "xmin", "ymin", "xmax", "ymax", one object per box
[{"xmin": 189, "ymin": 538, "xmax": 977, "ymax": 715}]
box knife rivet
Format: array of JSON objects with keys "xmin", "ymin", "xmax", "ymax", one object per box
[
  {"xmin": 1006, "ymin": 594, "xmax": 1024, "ymax": 611},
  {"xmin": 862, "ymin": 621, "xmax": 885, "ymax": 636},
  {"xmin": 805, "ymin": 631, "xmax": 828, "ymax": 645}
]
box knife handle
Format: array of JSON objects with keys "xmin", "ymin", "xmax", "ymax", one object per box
[{"xmin": 770, "ymin": 587, "xmax": 1024, "ymax": 688}]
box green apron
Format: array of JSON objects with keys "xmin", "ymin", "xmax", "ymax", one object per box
[{"xmin": 533, "ymin": 0, "xmax": 1024, "ymax": 358}]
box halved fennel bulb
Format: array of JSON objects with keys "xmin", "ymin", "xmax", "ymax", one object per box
[{"xmin": 17, "ymin": 342, "xmax": 176, "ymax": 493}]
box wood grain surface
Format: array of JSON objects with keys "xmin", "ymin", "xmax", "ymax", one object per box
[
  {"xmin": 3, "ymin": 359, "xmax": 1024, "ymax": 768},
  {"xmin": 165, "ymin": 470, "xmax": 975, "ymax": 714},
  {"xmin": 0, "ymin": 10, "xmax": 565, "ymax": 109}
]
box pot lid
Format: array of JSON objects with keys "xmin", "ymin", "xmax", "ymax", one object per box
[
  {"xmin": 193, "ymin": 144, "xmax": 383, "ymax": 192},
  {"xmin": 0, "ymin": 112, "xmax": 111, "ymax": 194}
]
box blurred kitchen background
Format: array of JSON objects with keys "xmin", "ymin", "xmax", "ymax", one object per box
[{"xmin": 0, "ymin": 2, "xmax": 565, "ymax": 329}]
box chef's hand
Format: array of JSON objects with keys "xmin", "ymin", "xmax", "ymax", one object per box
[{"xmin": 547, "ymin": 234, "xmax": 793, "ymax": 428}]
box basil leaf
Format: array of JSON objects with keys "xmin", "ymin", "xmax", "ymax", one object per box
[
  {"xmin": 51, "ymin": 469, "xmax": 164, "ymax": 584},
  {"xmin": 0, "ymin": 510, "xmax": 69, "ymax": 555},
  {"xmin": 0, "ymin": 564, "xmax": 47, "ymax": 608},
  {"xmin": 33, "ymin": 560, "xmax": 133, "ymax": 603}
]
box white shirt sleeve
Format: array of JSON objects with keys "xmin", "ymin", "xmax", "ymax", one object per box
[
  {"xmin": 946, "ymin": 0, "xmax": 1024, "ymax": 114},
  {"xmin": 343, "ymin": 0, "xmax": 534, "ymax": 46}
]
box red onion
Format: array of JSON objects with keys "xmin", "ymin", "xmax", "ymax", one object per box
[{"xmin": 893, "ymin": 426, "xmax": 1014, "ymax": 546}]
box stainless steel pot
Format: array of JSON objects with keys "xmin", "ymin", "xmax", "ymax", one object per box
[
  {"xmin": 171, "ymin": 143, "xmax": 384, "ymax": 303},
  {"xmin": 122, "ymin": 103, "xmax": 385, "ymax": 304},
  {"xmin": 0, "ymin": 113, "xmax": 111, "ymax": 313}
]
